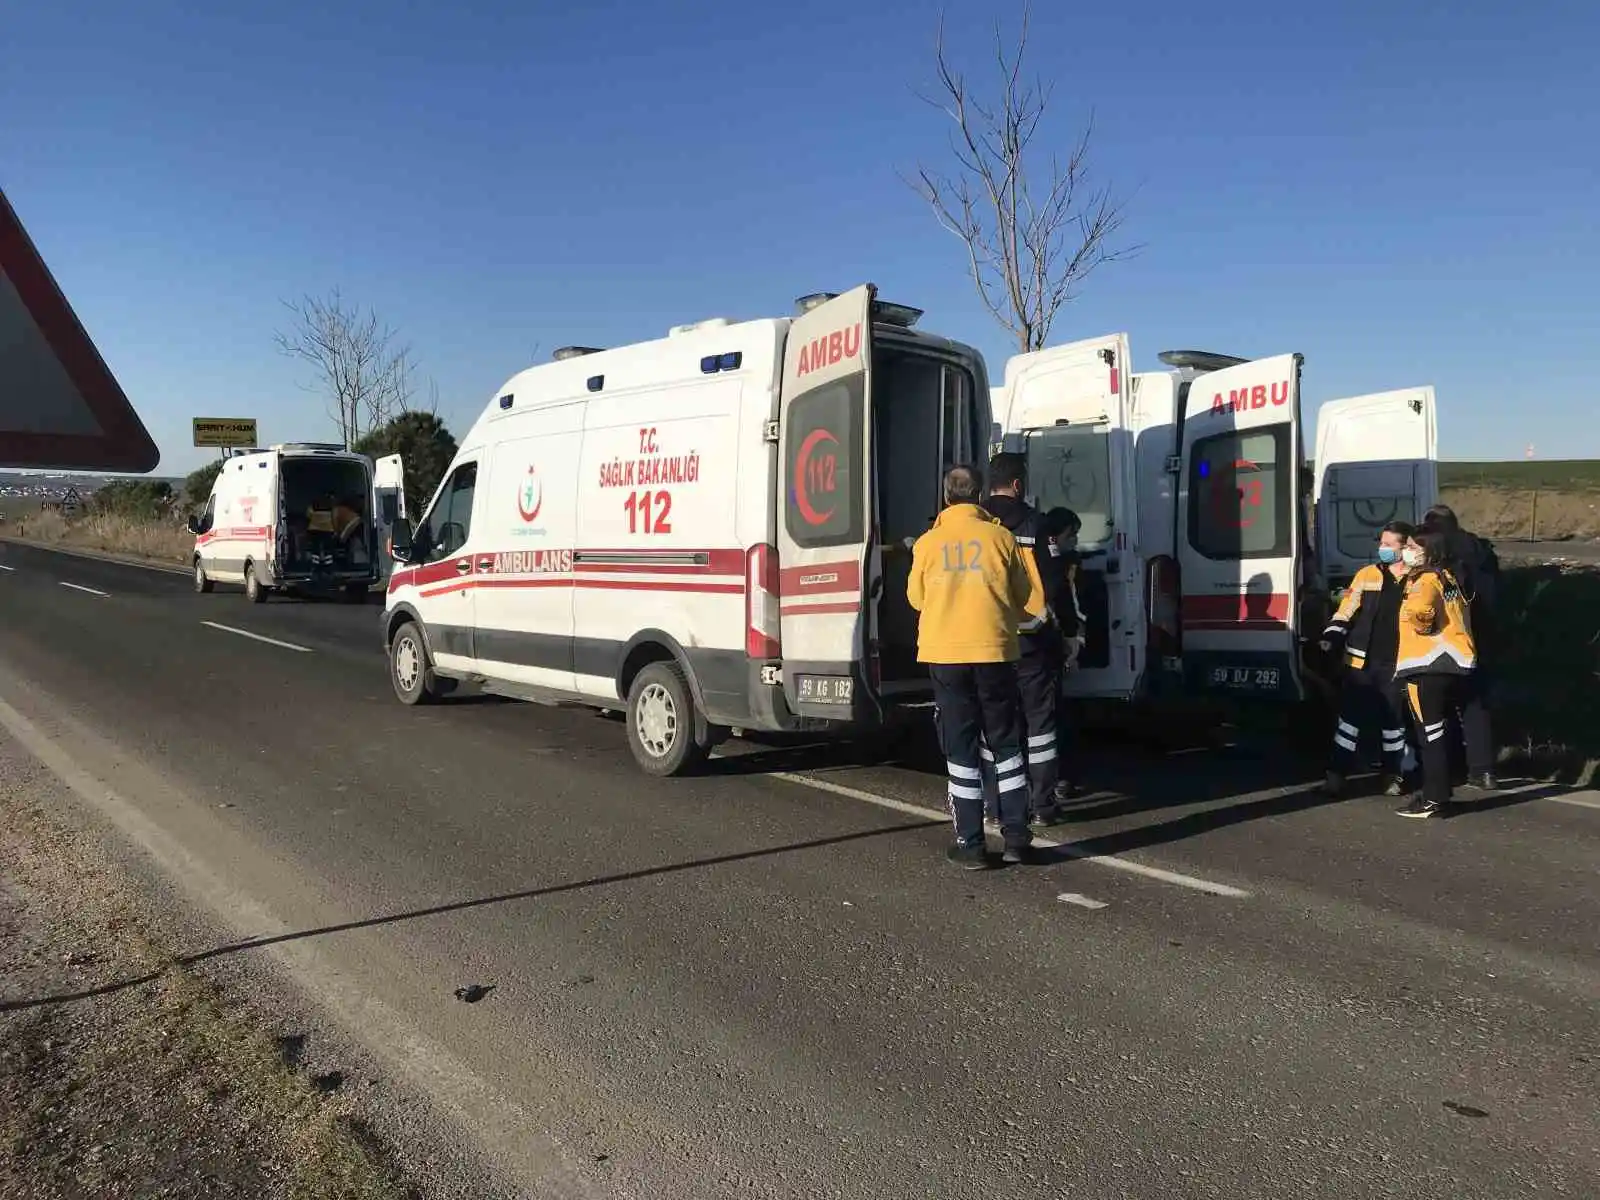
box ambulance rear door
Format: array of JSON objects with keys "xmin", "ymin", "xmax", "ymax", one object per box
[
  {"xmin": 1176, "ymin": 354, "xmax": 1306, "ymax": 701},
  {"xmin": 373, "ymin": 453, "xmax": 406, "ymax": 584},
  {"xmin": 775, "ymin": 285, "xmax": 878, "ymax": 722},
  {"xmin": 1000, "ymin": 333, "xmax": 1142, "ymax": 701},
  {"xmin": 1313, "ymin": 387, "xmax": 1437, "ymax": 590}
]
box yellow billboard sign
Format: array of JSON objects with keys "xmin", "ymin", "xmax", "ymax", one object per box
[{"xmin": 193, "ymin": 418, "xmax": 258, "ymax": 448}]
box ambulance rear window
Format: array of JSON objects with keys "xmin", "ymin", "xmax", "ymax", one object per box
[
  {"xmin": 784, "ymin": 376, "xmax": 864, "ymax": 549},
  {"xmin": 1189, "ymin": 425, "xmax": 1291, "ymax": 559}
]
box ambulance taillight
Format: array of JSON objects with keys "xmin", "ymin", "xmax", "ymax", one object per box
[{"xmin": 745, "ymin": 543, "xmax": 780, "ymax": 659}]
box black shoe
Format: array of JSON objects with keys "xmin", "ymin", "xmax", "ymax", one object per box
[
  {"xmin": 946, "ymin": 842, "xmax": 992, "ymax": 870},
  {"xmin": 1053, "ymin": 780, "xmax": 1085, "ymax": 803},
  {"xmin": 1029, "ymin": 805, "xmax": 1070, "ymax": 827},
  {"xmin": 1395, "ymin": 795, "xmax": 1443, "ymax": 819},
  {"xmin": 1381, "ymin": 774, "xmax": 1407, "ymax": 798},
  {"xmin": 1001, "ymin": 842, "xmax": 1037, "ymax": 866},
  {"xmin": 1463, "ymin": 772, "xmax": 1499, "ymax": 792}
]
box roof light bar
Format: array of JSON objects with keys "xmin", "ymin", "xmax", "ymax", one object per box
[
  {"xmin": 871, "ymin": 300, "xmax": 923, "ymax": 328},
  {"xmin": 794, "ymin": 292, "xmax": 839, "ymax": 314},
  {"xmin": 553, "ymin": 346, "xmax": 604, "ymax": 361},
  {"xmin": 1157, "ymin": 350, "xmax": 1249, "ymax": 373}
]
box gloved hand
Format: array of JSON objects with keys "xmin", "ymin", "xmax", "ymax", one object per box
[{"xmin": 1061, "ymin": 635, "xmax": 1085, "ymax": 670}]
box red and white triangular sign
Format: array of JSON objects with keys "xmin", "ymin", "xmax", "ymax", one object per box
[{"xmin": 0, "ymin": 187, "xmax": 159, "ymax": 471}]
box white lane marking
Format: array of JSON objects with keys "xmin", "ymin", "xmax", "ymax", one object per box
[
  {"xmin": 740, "ymin": 763, "xmax": 1252, "ymax": 898},
  {"xmin": 1551, "ymin": 794, "xmax": 1600, "ymax": 811},
  {"xmin": 201, "ymin": 621, "xmax": 313, "ymax": 654},
  {"xmin": 59, "ymin": 581, "xmax": 110, "ymax": 596},
  {"xmin": 0, "ymin": 563, "xmax": 14, "ymax": 571},
  {"xmin": 1057, "ymin": 892, "xmax": 1109, "ymax": 910}
]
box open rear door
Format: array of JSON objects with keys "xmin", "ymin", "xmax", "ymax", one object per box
[
  {"xmin": 1314, "ymin": 387, "xmax": 1437, "ymax": 590},
  {"xmin": 776, "ymin": 285, "xmax": 877, "ymax": 722},
  {"xmin": 998, "ymin": 333, "xmax": 1142, "ymax": 700},
  {"xmin": 1176, "ymin": 354, "xmax": 1306, "ymax": 701},
  {"xmin": 373, "ymin": 453, "xmax": 406, "ymax": 584}
]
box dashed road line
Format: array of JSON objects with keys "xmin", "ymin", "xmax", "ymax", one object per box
[
  {"xmin": 1057, "ymin": 892, "xmax": 1109, "ymax": 910},
  {"xmin": 1551, "ymin": 794, "xmax": 1600, "ymax": 811},
  {"xmin": 0, "ymin": 564, "xmax": 14, "ymax": 571},
  {"xmin": 738, "ymin": 763, "xmax": 1252, "ymax": 898},
  {"xmin": 201, "ymin": 621, "xmax": 313, "ymax": 654},
  {"xmin": 59, "ymin": 581, "xmax": 110, "ymax": 597}
]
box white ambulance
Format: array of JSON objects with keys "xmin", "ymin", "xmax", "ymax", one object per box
[
  {"xmin": 189, "ymin": 442, "xmax": 406, "ymax": 602},
  {"xmin": 382, "ymin": 286, "xmax": 994, "ymax": 774},
  {"xmin": 991, "ymin": 335, "xmax": 1437, "ymax": 707}
]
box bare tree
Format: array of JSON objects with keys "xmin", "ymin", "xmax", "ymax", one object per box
[
  {"xmin": 275, "ymin": 289, "xmax": 416, "ymax": 447},
  {"xmin": 909, "ymin": 6, "xmax": 1140, "ymax": 352}
]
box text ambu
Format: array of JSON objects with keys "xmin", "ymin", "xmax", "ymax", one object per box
[{"xmin": 1209, "ymin": 381, "xmax": 1292, "ymax": 416}]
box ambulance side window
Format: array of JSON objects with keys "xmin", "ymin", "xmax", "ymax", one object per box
[{"xmin": 419, "ymin": 462, "xmax": 478, "ymax": 559}]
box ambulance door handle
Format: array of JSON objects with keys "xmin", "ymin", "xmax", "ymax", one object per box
[{"xmin": 454, "ymin": 558, "xmax": 472, "ymax": 574}]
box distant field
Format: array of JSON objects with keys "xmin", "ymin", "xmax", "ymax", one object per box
[{"xmin": 1438, "ymin": 460, "xmax": 1600, "ymax": 491}]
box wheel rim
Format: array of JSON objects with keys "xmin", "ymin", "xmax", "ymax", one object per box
[
  {"xmin": 246, "ymin": 568, "xmax": 256, "ymax": 595},
  {"xmin": 634, "ymin": 682, "xmax": 678, "ymax": 758},
  {"xmin": 194, "ymin": 563, "xmax": 205, "ymax": 586},
  {"xmin": 394, "ymin": 635, "xmax": 421, "ymax": 693}
]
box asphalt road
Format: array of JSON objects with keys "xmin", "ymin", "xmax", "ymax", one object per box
[{"xmin": 1, "ymin": 538, "xmax": 1596, "ymax": 1199}]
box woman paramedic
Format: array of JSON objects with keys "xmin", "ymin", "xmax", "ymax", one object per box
[
  {"xmin": 1393, "ymin": 526, "xmax": 1479, "ymax": 819},
  {"xmin": 1319, "ymin": 520, "xmax": 1415, "ymax": 799}
]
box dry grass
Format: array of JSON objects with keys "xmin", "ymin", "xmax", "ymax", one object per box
[
  {"xmin": 6, "ymin": 509, "xmax": 193, "ymax": 566},
  {"xmin": 1441, "ymin": 486, "xmax": 1600, "ymax": 541}
]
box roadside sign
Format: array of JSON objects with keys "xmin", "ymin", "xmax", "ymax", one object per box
[
  {"xmin": 193, "ymin": 417, "xmax": 258, "ymax": 448},
  {"xmin": 59, "ymin": 485, "xmax": 82, "ymax": 516},
  {"xmin": 0, "ymin": 186, "xmax": 160, "ymax": 472}
]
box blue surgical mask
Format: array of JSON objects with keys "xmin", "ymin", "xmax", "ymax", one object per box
[{"xmin": 1376, "ymin": 546, "xmax": 1400, "ymax": 565}]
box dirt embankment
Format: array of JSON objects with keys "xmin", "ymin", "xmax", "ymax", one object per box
[
  {"xmin": 0, "ymin": 756, "xmax": 420, "ymax": 1200},
  {"xmin": 1441, "ymin": 486, "xmax": 1600, "ymax": 542}
]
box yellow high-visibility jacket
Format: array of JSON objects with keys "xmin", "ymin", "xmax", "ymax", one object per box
[
  {"xmin": 1396, "ymin": 566, "xmax": 1477, "ymax": 678},
  {"xmin": 907, "ymin": 504, "xmax": 1044, "ymax": 664}
]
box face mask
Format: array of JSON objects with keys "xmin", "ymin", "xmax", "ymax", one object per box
[
  {"xmin": 1401, "ymin": 548, "xmax": 1424, "ymax": 568},
  {"xmin": 1376, "ymin": 546, "xmax": 1400, "ymax": 565}
]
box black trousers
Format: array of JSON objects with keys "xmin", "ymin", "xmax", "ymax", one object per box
[
  {"xmin": 1404, "ymin": 675, "xmax": 1467, "ymax": 808},
  {"xmin": 930, "ymin": 662, "xmax": 1027, "ymax": 848},
  {"xmin": 1330, "ymin": 667, "xmax": 1408, "ymax": 776},
  {"xmin": 1454, "ymin": 666, "xmax": 1496, "ymax": 778},
  {"xmin": 980, "ymin": 644, "xmax": 1061, "ymax": 816}
]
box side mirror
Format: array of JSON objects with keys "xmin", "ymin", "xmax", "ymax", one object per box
[
  {"xmin": 187, "ymin": 514, "xmax": 202, "ymax": 535},
  {"xmin": 388, "ymin": 518, "xmax": 413, "ymax": 561}
]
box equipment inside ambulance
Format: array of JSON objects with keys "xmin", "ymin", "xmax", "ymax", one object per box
[
  {"xmin": 381, "ymin": 285, "xmax": 993, "ymax": 775},
  {"xmin": 188, "ymin": 443, "xmax": 404, "ymax": 602},
  {"xmin": 990, "ymin": 335, "xmax": 1438, "ymax": 708}
]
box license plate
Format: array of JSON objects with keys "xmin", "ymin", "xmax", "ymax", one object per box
[
  {"xmin": 1207, "ymin": 664, "xmax": 1282, "ymax": 693},
  {"xmin": 796, "ymin": 674, "xmax": 854, "ymax": 705}
]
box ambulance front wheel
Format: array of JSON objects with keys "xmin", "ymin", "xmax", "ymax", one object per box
[
  {"xmin": 390, "ymin": 621, "xmax": 443, "ymax": 706},
  {"xmin": 625, "ymin": 660, "xmax": 707, "ymax": 777},
  {"xmin": 244, "ymin": 563, "xmax": 268, "ymax": 603},
  {"xmin": 193, "ymin": 558, "xmax": 213, "ymax": 594}
]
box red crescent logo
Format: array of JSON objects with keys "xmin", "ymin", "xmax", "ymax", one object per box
[
  {"xmin": 517, "ymin": 466, "xmax": 543, "ymax": 523},
  {"xmin": 793, "ymin": 429, "xmax": 839, "ymax": 526}
]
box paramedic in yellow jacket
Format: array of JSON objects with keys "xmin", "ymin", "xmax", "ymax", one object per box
[
  {"xmin": 1319, "ymin": 519, "xmax": 1415, "ymax": 798},
  {"xmin": 1393, "ymin": 527, "xmax": 1478, "ymax": 819},
  {"xmin": 907, "ymin": 465, "xmax": 1046, "ymax": 869}
]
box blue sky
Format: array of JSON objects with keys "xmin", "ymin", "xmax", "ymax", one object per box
[{"xmin": 4, "ymin": 0, "xmax": 1596, "ymax": 475}]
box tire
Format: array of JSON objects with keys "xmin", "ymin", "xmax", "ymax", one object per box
[
  {"xmin": 389, "ymin": 620, "xmax": 441, "ymax": 706},
  {"xmin": 193, "ymin": 558, "xmax": 214, "ymax": 594},
  {"xmin": 625, "ymin": 660, "xmax": 707, "ymax": 777},
  {"xmin": 244, "ymin": 563, "xmax": 268, "ymax": 603}
]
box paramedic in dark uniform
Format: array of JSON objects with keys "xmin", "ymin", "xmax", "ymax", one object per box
[
  {"xmin": 1041, "ymin": 506, "xmax": 1088, "ymax": 800},
  {"xmin": 908, "ymin": 465, "xmax": 1043, "ymax": 869},
  {"xmin": 1319, "ymin": 519, "xmax": 1415, "ymax": 797},
  {"xmin": 983, "ymin": 453, "xmax": 1072, "ymax": 826}
]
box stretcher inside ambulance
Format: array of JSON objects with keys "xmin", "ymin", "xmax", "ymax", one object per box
[
  {"xmin": 992, "ymin": 337, "xmax": 1437, "ymax": 708},
  {"xmin": 380, "ymin": 285, "xmax": 993, "ymax": 775}
]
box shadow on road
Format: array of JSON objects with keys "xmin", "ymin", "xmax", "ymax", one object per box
[{"xmin": 0, "ymin": 817, "xmax": 944, "ymax": 1013}]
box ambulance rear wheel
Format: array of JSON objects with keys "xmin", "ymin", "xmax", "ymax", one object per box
[
  {"xmin": 389, "ymin": 621, "xmax": 441, "ymax": 706},
  {"xmin": 626, "ymin": 661, "xmax": 706, "ymax": 777},
  {"xmin": 244, "ymin": 564, "xmax": 268, "ymax": 603},
  {"xmin": 193, "ymin": 558, "xmax": 213, "ymax": 594}
]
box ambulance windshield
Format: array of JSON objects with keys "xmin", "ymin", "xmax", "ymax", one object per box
[{"xmin": 1024, "ymin": 426, "xmax": 1113, "ymax": 547}]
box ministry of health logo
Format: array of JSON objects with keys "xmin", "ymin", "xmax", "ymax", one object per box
[{"xmin": 516, "ymin": 465, "xmax": 543, "ymax": 525}]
